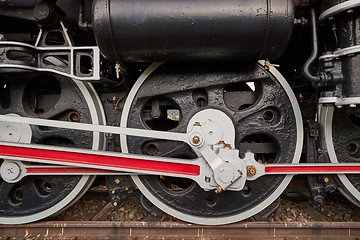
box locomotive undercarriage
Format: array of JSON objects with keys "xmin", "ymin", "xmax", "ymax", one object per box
[{"xmin": 0, "ymin": 0, "xmax": 359, "ymax": 225}]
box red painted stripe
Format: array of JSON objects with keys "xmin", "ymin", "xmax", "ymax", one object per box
[
  {"xmin": 26, "ymin": 167, "xmax": 117, "ymax": 174},
  {"xmin": 265, "ymin": 165, "xmax": 360, "ymax": 173},
  {"xmin": 0, "ymin": 145, "xmax": 200, "ymax": 176}
]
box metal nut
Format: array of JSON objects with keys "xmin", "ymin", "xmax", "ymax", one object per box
[
  {"xmin": 114, "ymin": 179, "xmax": 121, "ymax": 184},
  {"xmin": 247, "ymin": 165, "xmax": 257, "ymax": 177},
  {"xmin": 192, "ymin": 136, "xmax": 200, "ymax": 144},
  {"xmin": 215, "ymin": 186, "xmax": 223, "ymax": 194},
  {"xmin": 112, "ymin": 96, "xmax": 119, "ymax": 102},
  {"xmin": 69, "ymin": 112, "xmax": 80, "ymax": 122}
]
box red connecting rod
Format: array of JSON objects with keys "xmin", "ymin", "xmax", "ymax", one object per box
[
  {"xmin": 0, "ymin": 142, "xmax": 359, "ymax": 177},
  {"xmin": 0, "ymin": 143, "xmax": 200, "ymax": 176}
]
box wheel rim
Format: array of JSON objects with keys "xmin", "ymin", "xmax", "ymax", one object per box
[
  {"xmin": 120, "ymin": 61, "xmax": 303, "ymax": 225},
  {"xmin": 0, "ymin": 73, "xmax": 105, "ymax": 224},
  {"xmin": 320, "ymin": 105, "xmax": 360, "ymax": 206}
]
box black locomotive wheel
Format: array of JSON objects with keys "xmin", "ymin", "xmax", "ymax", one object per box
[
  {"xmin": 321, "ymin": 105, "xmax": 360, "ymax": 206},
  {"xmin": 120, "ymin": 62, "xmax": 303, "ymax": 225},
  {"xmin": 0, "ymin": 73, "xmax": 105, "ymax": 224}
]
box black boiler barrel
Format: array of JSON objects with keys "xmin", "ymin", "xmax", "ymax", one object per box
[{"xmin": 92, "ymin": 0, "xmax": 294, "ymax": 62}]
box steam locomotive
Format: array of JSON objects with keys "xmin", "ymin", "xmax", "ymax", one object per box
[{"xmin": 0, "ymin": 0, "xmax": 359, "ymax": 225}]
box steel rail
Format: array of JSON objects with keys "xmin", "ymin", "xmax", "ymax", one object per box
[{"xmin": 0, "ymin": 221, "xmax": 359, "ymax": 239}]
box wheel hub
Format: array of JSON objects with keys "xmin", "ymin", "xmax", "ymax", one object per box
[
  {"xmin": 0, "ymin": 115, "xmax": 32, "ymax": 143},
  {"xmin": 0, "ymin": 161, "xmax": 21, "ymax": 182}
]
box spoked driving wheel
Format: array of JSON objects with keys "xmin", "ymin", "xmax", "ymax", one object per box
[
  {"xmin": 320, "ymin": 105, "xmax": 360, "ymax": 207},
  {"xmin": 0, "ymin": 73, "xmax": 105, "ymax": 224},
  {"xmin": 120, "ymin": 62, "xmax": 303, "ymax": 225}
]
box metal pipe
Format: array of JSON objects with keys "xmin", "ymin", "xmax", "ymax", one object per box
[{"xmin": 302, "ymin": 4, "xmax": 322, "ymax": 83}]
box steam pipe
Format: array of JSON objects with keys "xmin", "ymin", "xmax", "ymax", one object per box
[{"xmin": 302, "ymin": 4, "xmax": 322, "ymax": 83}]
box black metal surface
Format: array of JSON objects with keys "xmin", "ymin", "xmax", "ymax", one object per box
[
  {"xmin": 0, "ymin": 0, "xmax": 59, "ymax": 26},
  {"xmin": 338, "ymin": 11, "xmax": 360, "ymax": 98},
  {"xmin": 332, "ymin": 107, "xmax": 360, "ymax": 196},
  {"xmin": 92, "ymin": 0, "xmax": 294, "ymax": 62},
  {"xmin": 0, "ymin": 73, "xmax": 94, "ymax": 217},
  {"xmin": 0, "ymin": 0, "xmax": 41, "ymax": 7},
  {"xmin": 305, "ymin": 121, "xmax": 337, "ymax": 206},
  {"xmin": 320, "ymin": 1, "xmax": 360, "ymax": 97},
  {"xmin": 125, "ymin": 62, "xmax": 299, "ymax": 220}
]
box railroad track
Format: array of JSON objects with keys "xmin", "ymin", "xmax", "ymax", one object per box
[
  {"xmin": 1, "ymin": 185, "xmax": 360, "ymax": 240},
  {"xmin": 0, "ymin": 221, "xmax": 359, "ymax": 239}
]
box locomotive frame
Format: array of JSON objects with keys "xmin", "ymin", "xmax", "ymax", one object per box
[{"xmin": 0, "ymin": 0, "xmax": 359, "ymax": 225}]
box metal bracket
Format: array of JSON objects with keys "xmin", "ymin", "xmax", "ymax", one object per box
[
  {"xmin": 319, "ymin": 0, "xmax": 360, "ymax": 21},
  {"xmin": 320, "ymin": 45, "xmax": 360, "ymax": 61},
  {"xmin": 319, "ymin": 96, "xmax": 360, "ymax": 106},
  {"xmin": 0, "ymin": 41, "xmax": 100, "ymax": 81},
  {"xmin": 0, "ymin": 22, "xmax": 100, "ymax": 81},
  {"xmin": 106, "ymin": 176, "xmax": 134, "ymax": 207}
]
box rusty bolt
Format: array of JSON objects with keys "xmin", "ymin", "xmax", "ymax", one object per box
[
  {"xmin": 105, "ymin": 132, "xmax": 113, "ymax": 138},
  {"xmin": 215, "ymin": 186, "xmax": 223, "ymax": 194},
  {"xmin": 323, "ymin": 177, "xmax": 329, "ymax": 183},
  {"xmin": 218, "ymin": 140, "xmax": 225, "ymax": 145},
  {"xmin": 69, "ymin": 112, "xmax": 80, "ymax": 122},
  {"xmin": 114, "ymin": 179, "xmax": 121, "ymax": 184},
  {"xmin": 298, "ymin": 93, "xmax": 304, "ymax": 103},
  {"xmin": 247, "ymin": 165, "xmax": 257, "ymax": 177},
  {"xmin": 192, "ymin": 135, "xmax": 200, "ymax": 144},
  {"xmin": 224, "ymin": 144, "xmax": 231, "ymax": 149},
  {"xmin": 193, "ymin": 122, "xmax": 201, "ymax": 126}
]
